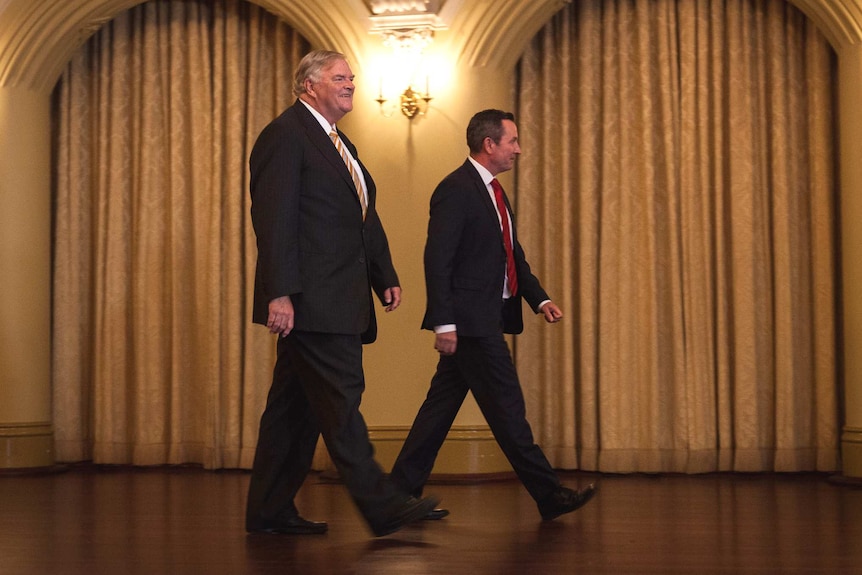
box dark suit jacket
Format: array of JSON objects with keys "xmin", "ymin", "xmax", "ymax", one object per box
[
  {"xmin": 422, "ymin": 160, "xmax": 549, "ymax": 336},
  {"xmin": 249, "ymin": 100, "xmax": 399, "ymax": 343}
]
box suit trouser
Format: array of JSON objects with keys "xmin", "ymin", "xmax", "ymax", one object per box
[
  {"xmin": 246, "ymin": 330, "xmax": 403, "ymax": 530},
  {"xmin": 390, "ymin": 331, "xmax": 561, "ymax": 504}
]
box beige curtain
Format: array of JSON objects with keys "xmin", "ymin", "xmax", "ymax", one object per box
[
  {"xmin": 52, "ymin": 0, "xmax": 309, "ymax": 468},
  {"xmin": 515, "ymin": 0, "xmax": 839, "ymax": 473}
]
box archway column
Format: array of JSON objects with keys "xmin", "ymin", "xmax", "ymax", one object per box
[
  {"xmin": 838, "ymin": 42, "xmax": 862, "ymax": 479},
  {"xmin": 0, "ymin": 86, "xmax": 54, "ymax": 469}
]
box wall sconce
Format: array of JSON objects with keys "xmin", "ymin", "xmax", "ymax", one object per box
[
  {"xmin": 376, "ymin": 79, "xmax": 432, "ymax": 120},
  {"xmin": 374, "ymin": 27, "xmax": 434, "ymax": 120}
]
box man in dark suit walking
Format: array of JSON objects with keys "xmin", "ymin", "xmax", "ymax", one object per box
[
  {"xmin": 390, "ymin": 109, "xmax": 595, "ymax": 521},
  {"xmin": 245, "ymin": 50, "xmax": 438, "ymax": 537}
]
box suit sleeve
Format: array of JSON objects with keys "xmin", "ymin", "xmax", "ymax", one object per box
[
  {"xmin": 423, "ymin": 180, "xmax": 466, "ymax": 327},
  {"xmin": 249, "ymin": 120, "xmax": 303, "ymax": 301}
]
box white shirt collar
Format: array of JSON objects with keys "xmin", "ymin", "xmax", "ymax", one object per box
[
  {"xmin": 468, "ymin": 156, "xmax": 495, "ymax": 187},
  {"xmin": 299, "ymin": 98, "xmax": 336, "ymax": 134}
]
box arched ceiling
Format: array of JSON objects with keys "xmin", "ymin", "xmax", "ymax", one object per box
[
  {"xmin": 1, "ymin": 0, "xmax": 861, "ymax": 92},
  {"xmin": 0, "ymin": 0, "xmax": 372, "ymax": 92},
  {"xmin": 792, "ymin": 0, "xmax": 862, "ymax": 48}
]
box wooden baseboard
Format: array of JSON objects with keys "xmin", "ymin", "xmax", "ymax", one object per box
[
  {"xmin": 313, "ymin": 425, "xmax": 512, "ymax": 477},
  {"xmin": 369, "ymin": 425, "xmax": 512, "ymax": 475},
  {"xmin": 0, "ymin": 422, "xmax": 54, "ymax": 469},
  {"xmin": 841, "ymin": 425, "xmax": 862, "ymax": 480}
]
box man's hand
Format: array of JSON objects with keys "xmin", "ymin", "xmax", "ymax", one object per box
[
  {"xmin": 434, "ymin": 331, "xmax": 457, "ymax": 355},
  {"xmin": 383, "ymin": 286, "xmax": 402, "ymax": 312},
  {"xmin": 540, "ymin": 301, "xmax": 563, "ymax": 323},
  {"xmin": 267, "ymin": 295, "xmax": 294, "ymax": 337}
]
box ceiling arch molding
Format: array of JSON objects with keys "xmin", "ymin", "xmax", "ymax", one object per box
[
  {"xmin": 449, "ymin": 0, "xmax": 571, "ymax": 70},
  {"xmin": 458, "ymin": 0, "xmax": 862, "ymax": 71},
  {"xmin": 2, "ymin": 0, "xmax": 862, "ymax": 92},
  {"xmin": 0, "ymin": 0, "xmax": 370, "ymax": 92},
  {"xmin": 790, "ymin": 0, "xmax": 862, "ymax": 48}
]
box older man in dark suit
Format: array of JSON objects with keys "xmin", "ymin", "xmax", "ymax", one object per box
[
  {"xmin": 245, "ymin": 50, "xmax": 438, "ymax": 538},
  {"xmin": 390, "ymin": 109, "xmax": 596, "ymax": 522}
]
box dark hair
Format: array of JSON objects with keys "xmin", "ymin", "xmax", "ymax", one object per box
[
  {"xmin": 293, "ymin": 50, "xmax": 346, "ymax": 97},
  {"xmin": 466, "ymin": 109, "xmax": 516, "ymax": 153}
]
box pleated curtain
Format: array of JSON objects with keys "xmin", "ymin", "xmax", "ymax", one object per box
[
  {"xmin": 514, "ymin": 0, "xmax": 839, "ymax": 473},
  {"xmin": 52, "ymin": 0, "xmax": 309, "ymax": 468}
]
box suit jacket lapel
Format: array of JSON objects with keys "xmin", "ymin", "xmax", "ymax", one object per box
[
  {"xmin": 294, "ymin": 101, "xmax": 360, "ymax": 194},
  {"xmin": 463, "ymin": 160, "xmax": 508, "ymax": 240}
]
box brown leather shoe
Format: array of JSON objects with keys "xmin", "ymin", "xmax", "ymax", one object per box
[{"xmin": 538, "ymin": 484, "xmax": 597, "ymax": 521}]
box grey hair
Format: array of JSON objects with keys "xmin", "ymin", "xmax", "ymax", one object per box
[{"xmin": 292, "ymin": 50, "xmax": 347, "ymax": 97}]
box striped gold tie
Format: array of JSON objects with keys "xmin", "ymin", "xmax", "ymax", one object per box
[{"xmin": 330, "ymin": 130, "xmax": 367, "ymax": 219}]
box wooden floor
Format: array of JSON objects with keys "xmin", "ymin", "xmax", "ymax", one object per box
[{"xmin": 2, "ymin": 466, "xmax": 861, "ymax": 574}]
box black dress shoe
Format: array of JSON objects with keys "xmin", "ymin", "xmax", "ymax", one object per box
[
  {"xmin": 372, "ymin": 495, "xmax": 440, "ymax": 537},
  {"xmin": 423, "ymin": 508, "xmax": 450, "ymax": 520},
  {"xmin": 247, "ymin": 516, "xmax": 329, "ymax": 535},
  {"xmin": 538, "ymin": 484, "xmax": 597, "ymax": 521}
]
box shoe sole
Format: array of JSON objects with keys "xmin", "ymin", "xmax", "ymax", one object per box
[
  {"xmin": 248, "ymin": 525, "xmax": 328, "ymax": 535},
  {"xmin": 422, "ymin": 508, "xmax": 450, "ymax": 520}
]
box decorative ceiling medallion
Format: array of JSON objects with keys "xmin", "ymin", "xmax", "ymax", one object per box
[
  {"xmin": 368, "ymin": 1, "xmax": 437, "ymax": 15},
  {"xmin": 366, "ymin": 0, "xmax": 448, "ymax": 33}
]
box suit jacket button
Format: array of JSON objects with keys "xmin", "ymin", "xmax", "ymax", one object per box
[{"xmin": 359, "ymin": 257, "xmax": 366, "ymax": 264}]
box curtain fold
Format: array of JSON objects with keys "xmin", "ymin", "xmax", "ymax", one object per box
[
  {"xmin": 52, "ymin": 0, "xmax": 309, "ymax": 468},
  {"xmin": 515, "ymin": 0, "xmax": 839, "ymax": 473}
]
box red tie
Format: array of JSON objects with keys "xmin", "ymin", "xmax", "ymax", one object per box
[{"xmin": 491, "ymin": 178, "xmax": 518, "ymax": 297}]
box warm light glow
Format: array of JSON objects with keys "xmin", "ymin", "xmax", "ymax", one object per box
[{"xmin": 372, "ymin": 28, "xmax": 449, "ymax": 120}]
